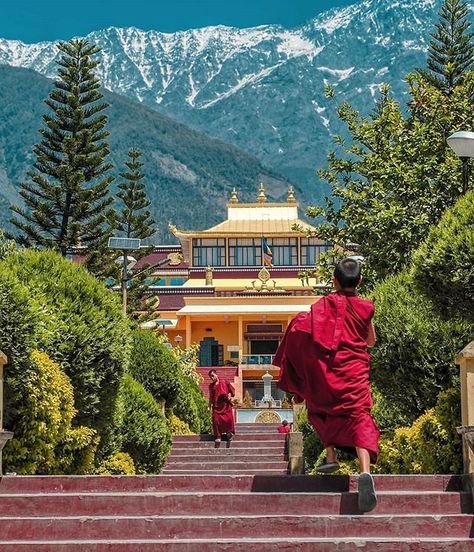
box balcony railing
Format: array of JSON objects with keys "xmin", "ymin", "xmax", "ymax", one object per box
[{"xmin": 240, "ymin": 354, "xmax": 276, "ymax": 366}]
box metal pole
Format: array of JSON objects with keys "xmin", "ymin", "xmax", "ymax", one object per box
[
  {"xmin": 461, "ymin": 157, "xmax": 470, "ymax": 194},
  {"xmin": 122, "ymin": 250, "xmax": 128, "ymax": 315}
]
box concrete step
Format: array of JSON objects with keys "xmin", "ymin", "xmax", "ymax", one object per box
[
  {"xmin": 0, "ymin": 491, "xmax": 470, "ymax": 517},
  {"xmin": 171, "ymin": 439, "xmax": 285, "ymax": 449},
  {"xmin": 161, "ymin": 469, "xmax": 289, "ymax": 475},
  {"xmin": 169, "ymin": 447, "xmax": 285, "ymax": 456},
  {"xmin": 0, "ymin": 539, "xmax": 472, "ymax": 551},
  {"xmin": 167, "ymin": 454, "xmax": 286, "ymax": 462},
  {"xmin": 0, "ymin": 514, "xmax": 472, "ymax": 540},
  {"xmin": 173, "ymin": 434, "xmax": 287, "ymax": 442},
  {"xmin": 233, "ymin": 429, "xmax": 286, "ymax": 434},
  {"xmin": 0, "ymin": 475, "xmax": 464, "ymax": 494},
  {"xmin": 162, "ymin": 461, "xmax": 289, "ymax": 471}
]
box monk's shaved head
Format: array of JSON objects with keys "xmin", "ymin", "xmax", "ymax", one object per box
[{"xmin": 334, "ymin": 258, "xmax": 361, "ymax": 289}]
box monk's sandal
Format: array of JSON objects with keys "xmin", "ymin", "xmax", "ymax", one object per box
[
  {"xmin": 358, "ymin": 472, "xmax": 377, "ymax": 513},
  {"xmin": 315, "ymin": 458, "xmax": 340, "ymax": 473}
]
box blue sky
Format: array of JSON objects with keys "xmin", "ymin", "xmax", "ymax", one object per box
[{"xmin": 2, "ymin": 0, "xmax": 356, "ymax": 43}]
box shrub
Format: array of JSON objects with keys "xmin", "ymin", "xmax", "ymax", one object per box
[
  {"xmin": 119, "ymin": 374, "xmax": 172, "ymax": 473},
  {"xmin": 129, "ymin": 330, "xmax": 182, "ymax": 407},
  {"xmin": 3, "ymin": 351, "xmax": 98, "ymax": 474},
  {"xmin": 53, "ymin": 426, "xmax": 99, "ymax": 475},
  {"xmin": 0, "ymin": 249, "xmax": 131, "ymax": 458},
  {"xmin": 371, "ymin": 384, "xmax": 410, "ymax": 431},
  {"xmin": 168, "ymin": 415, "xmax": 193, "ymax": 435},
  {"xmin": 377, "ymin": 388, "xmax": 462, "ymax": 474},
  {"xmin": 412, "ymin": 190, "xmax": 474, "ymax": 319},
  {"xmin": 96, "ymin": 452, "xmax": 136, "ymax": 475},
  {"xmin": 370, "ymin": 271, "xmax": 472, "ymax": 421},
  {"xmin": 173, "ymin": 381, "xmax": 200, "ymax": 433},
  {"xmin": 297, "ymin": 408, "xmax": 323, "ymax": 469}
]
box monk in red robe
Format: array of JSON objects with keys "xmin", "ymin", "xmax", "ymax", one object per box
[
  {"xmin": 208, "ymin": 369, "xmax": 235, "ymax": 447},
  {"xmin": 273, "ymin": 257, "xmax": 379, "ymax": 512}
]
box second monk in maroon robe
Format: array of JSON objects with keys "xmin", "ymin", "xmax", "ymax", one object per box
[{"xmin": 209, "ymin": 377, "xmax": 235, "ymax": 438}]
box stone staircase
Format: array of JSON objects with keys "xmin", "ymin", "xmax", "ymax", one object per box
[
  {"xmin": 0, "ymin": 473, "xmax": 472, "ymax": 549},
  {"xmin": 163, "ymin": 423, "xmax": 287, "ymax": 475},
  {"xmin": 0, "ymin": 422, "xmax": 472, "ymax": 550}
]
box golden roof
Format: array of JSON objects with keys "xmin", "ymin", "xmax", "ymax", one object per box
[{"xmin": 193, "ymin": 217, "xmax": 316, "ymax": 236}]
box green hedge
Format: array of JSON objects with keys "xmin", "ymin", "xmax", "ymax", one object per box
[
  {"xmin": 4, "ymin": 351, "xmax": 98, "ymax": 475},
  {"xmin": 0, "ymin": 249, "xmax": 131, "ymax": 458},
  {"xmin": 412, "ymin": 190, "xmax": 474, "ymax": 319},
  {"xmin": 173, "ymin": 376, "xmax": 212, "ymax": 434},
  {"xmin": 129, "ymin": 330, "xmax": 182, "ymax": 407},
  {"xmin": 119, "ymin": 374, "xmax": 172, "ymax": 473},
  {"xmin": 370, "ymin": 271, "xmax": 472, "ymax": 421},
  {"xmin": 377, "ymin": 388, "xmax": 462, "ymax": 474},
  {"xmin": 96, "ymin": 452, "xmax": 136, "ymax": 475}
]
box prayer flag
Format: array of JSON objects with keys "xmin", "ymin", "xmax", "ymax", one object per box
[{"xmin": 262, "ymin": 237, "xmax": 273, "ymax": 268}]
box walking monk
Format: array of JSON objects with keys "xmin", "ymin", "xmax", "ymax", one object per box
[
  {"xmin": 208, "ymin": 369, "xmax": 235, "ymax": 447},
  {"xmin": 273, "ymin": 257, "xmax": 379, "ymax": 512}
]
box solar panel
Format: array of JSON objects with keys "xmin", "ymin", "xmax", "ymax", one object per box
[{"xmin": 107, "ymin": 237, "xmax": 141, "ymax": 250}]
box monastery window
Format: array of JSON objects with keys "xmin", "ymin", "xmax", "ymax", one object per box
[
  {"xmin": 192, "ymin": 238, "xmax": 226, "ymax": 267},
  {"xmin": 300, "ymin": 238, "xmax": 331, "ymax": 266},
  {"xmin": 267, "ymin": 238, "xmax": 298, "ymax": 266},
  {"xmin": 228, "ymin": 238, "xmax": 262, "ymax": 266}
]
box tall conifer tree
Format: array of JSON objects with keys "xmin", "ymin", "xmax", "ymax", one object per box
[
  {"xmin": 10, "ymin": 39, "xmax": 114, "ymax": 255},
  {"xmin": 420, "ymin": 0, "xmax": 474, "ymax": 95},
  {"xmin": 116, "ymin": 149, "xmax": 155, "ymax": 239}
]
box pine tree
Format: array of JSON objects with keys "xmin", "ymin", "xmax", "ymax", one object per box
[
  {"xmin": 116, "ymin": 149, "xmax": 155, "ymax": 239},
  {"xmin": 10, "ymin": 39, "xmax": 114, "ymax": 255},
  {"xmin": 420, "ymin": 0, "xmax": 474, "ymax": 95}
]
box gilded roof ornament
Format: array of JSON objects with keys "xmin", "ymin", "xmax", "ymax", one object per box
[
  {"xmin": 230, "ymin": 187, "xmax": 239, "ymax": 204},
  {"xmin": 287, "ymin": 186, "xmax": 296, "ymax": 203},
  {"xmin": 257, "ymin": 183, "xmax": 267, "ymax": 203}
]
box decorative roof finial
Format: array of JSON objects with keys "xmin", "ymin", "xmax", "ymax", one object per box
[
  {"xmin": 230, "ymin": 187, "xmax": 238, "ymax": 204},
  {"xmin": 287, "ymin": 185, "xmax": 296, "ymax": 203},
  {"xmin": 257, "ymin": 183, "xmax": 267, "ymax": 203}
]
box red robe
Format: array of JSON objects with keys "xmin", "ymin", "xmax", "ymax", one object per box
[
  {"xmin": 209, "ymin": 379, "xmax": 235, "ymax": 437},
  {"xmin": 277, "ymin": 425, "xmax": 291, "ymax": 434},
  {"xmin": 274, "ymin": 291, "xmax": 380, "ymax": 462}
]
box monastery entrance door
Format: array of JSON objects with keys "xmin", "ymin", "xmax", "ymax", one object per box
[{"xmin": 199, "ymin": 337, "xmax": 224, "ymax": 366}]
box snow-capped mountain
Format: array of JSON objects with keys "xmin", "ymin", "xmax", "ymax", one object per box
[{"xmin": 0, "ymin": 0, "xmax": 445, "ymax": 202}]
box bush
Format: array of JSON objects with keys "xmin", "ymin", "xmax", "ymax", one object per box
[
  {"xmin": 3, "ymin": 351, "xmax": 98, "ymax": 474},
  {"xmin": 377, "ymin": 388, "xmax": 462, "ymax": 474},
  {"xmin": 371, "ymin": 384, "xmax": 410, "ymax": 431},
  {"xmin": 173, "ymin": 376, "xmax": 212, "ymax": 434},
  {"xmin": 297, "ymin": 408, "xmax": 323, "ymax": 469},
  {"xmin": 370, "ymin": 271, "xmax": 473, "ymax": 421},
  {"xmin": 119, "ymin": 374, "xmax": 172, "ymax": 473},
  {"xmin": 412, "ymin": 190, "xmax": 474, "ymax": 319},
  {"xmin": 129, "ymin": 330, "xmax": 182, "ymax": 407},
  {"xmin": 53, "ymin": 426, "xmax": 99, "ymax": 475},
  {"xmin": 173, "ymin": 379, "xmax": 200, "ymax": 433},
  {"xmin": 168, "ymin": 415, "xmax": 193, "ymax": 435},
  {"xmin": 96, "ymin": 452, "xmax": 136, "ymax": 475},
  {"xmin": 0, "ymin": 249, "xmax": 131, "ymax": 458}
]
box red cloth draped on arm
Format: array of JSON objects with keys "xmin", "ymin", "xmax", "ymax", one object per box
[
  {"xmin": 274, "ymin": 291, "xmax": 380, "ymax": 462},
  {"xmin": 209, "ymin": 379, "xmax": 235, "ymax": 437}
]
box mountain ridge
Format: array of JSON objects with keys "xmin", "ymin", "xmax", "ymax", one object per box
[
  {"xmin": 0, "ymin": 64, "xmax": 291, "ymax": 242},
  {"xmin": 0, "ymin": 0, "xmax": 458, "ymax": 203}
]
